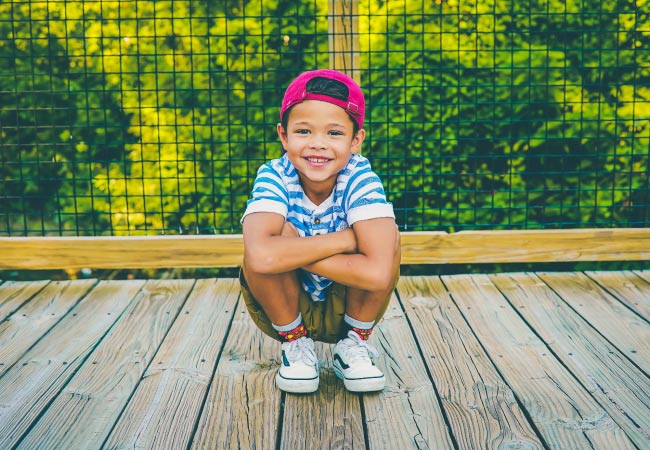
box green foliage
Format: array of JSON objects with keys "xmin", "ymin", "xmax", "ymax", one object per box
[
  {"xmin": 361, "ymin": 0, "xmax": 650, "ymax": 230},
  {"xmin": 1, "ymin": 0, "xmax": 648, "ymax": 235}
]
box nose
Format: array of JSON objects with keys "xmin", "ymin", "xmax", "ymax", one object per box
[{"xmin": 308, "ymin": 132, "xmax": 326, "ymax": 149}]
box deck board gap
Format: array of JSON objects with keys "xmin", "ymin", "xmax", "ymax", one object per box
[
  {"xmin": 393, "ymin": 284, "xmax": 461, "ymax": 450},
  {"xmin": 0, "ymin": 280, "xmax": 96, "ymax": 380},
  {"xmin": 537, "ymin": 272, "xmax": 650, "ymax": 376},
  {"xmin": 99, "ymin": 280, "xmax": 199, "ymax": 450},
  {"xmin": 0, "ymin": 280, "xmax": 51, "ymax": 323},
  {"xmin": 185, "ymin": 293, "xmax": 243, "ymax": 450},
  {"xmin": 445, "ymin": 278, "xmax": 550, "ymax": 449},
  {"xmin": 275, "ymin": 391, "xmax": 286, "ymax": 450},
  {"xmin": 584, "ymin": 271, "xmax": 650, "ymax": 324}
]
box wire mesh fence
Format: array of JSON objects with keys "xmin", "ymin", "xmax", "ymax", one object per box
[{"xmin": 1, "ymin": 0, "xmax": 649, "ymax": 236}]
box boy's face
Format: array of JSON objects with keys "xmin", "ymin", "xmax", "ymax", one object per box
[{"xmin": 278, "ymin": 100, "xmax": 365, "ymax": 201}]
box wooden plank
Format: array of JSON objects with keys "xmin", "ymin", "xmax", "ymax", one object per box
[
  {"xmin": 363, "ymin": 292, "xmax": 455, "ymax": 450},
  {"xmin": 280, "ymin": 343, "xmax": 365, "ymax": 450},
  {"xmin": 401, "ymin": 228, "xmax": 650, "ymax": 264},
  {"xmin": 0, "ymin": 280, "xmax": 145, "ymax": 449},
  {"xmin": 0, "ymin": 235, "xmax": 245, "ymax": 270},
  {"xmin": 442, "ymin": 274, "xmax": 636, "ymax": 450},
  {"xmin": 397, "ymin": 277, "xmax": 542, "ymax": 450},
  {"xmin": 281, "ymin": 292, "xmax": 456, "ymax": 450},
  {"xmin": 0, "ymin": 280, "xmax": 49, "ymax": 321},
  {"xmin": 492, "ymin": 272, "xmax": 650, "ymax": 448},
  {"xmin": 328, "ymin": 0, "xmax": 360, "ymax": 81},
  {"xmin": 103, "ymin": 279, "xmax": 239, "ymax": 450},
  {"xmin": 537, "ymin": 272, "xmax": 650, "ymax": 373},
  {"xmin": 2, "ymin": 228, "xmax": 649, "ymax": 270},
  {"xmin": 586, "ymin": 271, "xmax": 650, "ymax": 322},
  {"xmin": 190, "ymin": 295, "xmax": 281, "ymax": 450},
  {"xmin": 16, "ymin": 279, "xmax": 192, "ymax": 450},
  {"xmin": 0, "ymin": 280, "xmax": 95, "ymax": 374},
  {"xmin": 634, "ymin": 270, "xmax": 650, "ymax": 285}
]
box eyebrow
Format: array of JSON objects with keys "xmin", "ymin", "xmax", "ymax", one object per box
[{"xmin": 291, "ymin": 121, "xmax": 347, "ymax": 128}]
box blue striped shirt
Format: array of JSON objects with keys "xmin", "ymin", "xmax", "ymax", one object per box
[{"xmin": 242, "ymin": 153, "xmax": 395, "ymax": 301}]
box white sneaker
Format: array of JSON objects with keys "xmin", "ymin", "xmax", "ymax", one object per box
[
  {"xmin": 333, "ymin": 330, "xmax": 385, "ymax": 392},
  {"xmin": 276, "ymin": 337, "xmax": 319, "ymax": 393}
]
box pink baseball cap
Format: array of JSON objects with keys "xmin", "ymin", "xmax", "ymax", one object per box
[{"xmin": 280, "ymin": 69, "xmax": 365, "ymax": 129}]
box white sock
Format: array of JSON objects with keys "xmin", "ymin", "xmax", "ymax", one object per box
[
  {"xmin": 343, "ymin": 313, "xmax": 374, "ymax": 330},
  {"xmin": 272, "ymin": 313, "xmax": 303, "ymax": 332}
]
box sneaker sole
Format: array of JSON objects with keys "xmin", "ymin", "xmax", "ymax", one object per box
[
  {"xmin": 276, "ymin": 372, "xmax": 319, "ymax": 394},
  {"xmin": 333, "ymin": 366, "xmax": 385, "ymax": 392}
]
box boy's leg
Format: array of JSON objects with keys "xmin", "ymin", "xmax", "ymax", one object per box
[
  {"xmin": 333, "ymin": 283, "xmax": 396, "ymax": 393},
  {"xmin": 241, "ymin": 263, "xmax": 301, "ymax": 327},
  {"xmin": 240, "ymin": 265, "xmax": 319, "ymax": 394},
  {"xmin": 342, "ymin": 227, "xmax": 401, "ymax": 338},
  {"xmin": 344, "ymin": 286, "xmax": 394, "ymax": 325}
]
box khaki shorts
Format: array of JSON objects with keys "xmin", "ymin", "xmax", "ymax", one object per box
[{"xmin": 239, "ymin": 269, "xmax": 396, "ymax": 344}]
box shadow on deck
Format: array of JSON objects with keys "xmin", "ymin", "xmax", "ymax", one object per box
[{"xmin": 0, "ymin": 272, "xmax": 648, "ymax": 449}]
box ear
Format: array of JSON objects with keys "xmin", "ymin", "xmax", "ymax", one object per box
[
  {"xmin": 350, "ymin": 128, "xmax": 366, "ymax": 154},
  {"xmin": 277, "ymin": 123, "xmax": 288, "ymax": 149}
]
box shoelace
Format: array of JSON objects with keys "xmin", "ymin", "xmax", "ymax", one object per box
[
  {"xmin": 343, "ymin": 330, "xmax": 379, "ymax": 363},
  {"xmin": 285, "ymin": 336, "xmax": 317, "ymax": 366}
]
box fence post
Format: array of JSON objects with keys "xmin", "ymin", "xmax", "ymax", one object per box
[{"xmin": 328, "ymin": 0, "xmax": 360, "ymax": 83}]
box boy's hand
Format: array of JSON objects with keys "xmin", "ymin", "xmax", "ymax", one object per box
[{"xmin": 340, "ymin": 227, "xmax": 358, "ymax": 253}]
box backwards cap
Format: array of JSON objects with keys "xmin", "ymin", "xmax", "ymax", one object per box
[{"xmin": 280, "ymin": 69, "xmax": 365, "ymax": 129}]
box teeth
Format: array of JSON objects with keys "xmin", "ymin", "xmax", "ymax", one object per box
[{"xmin": 307, "ymin": 157, "xmax": 329, "ymax": 163}]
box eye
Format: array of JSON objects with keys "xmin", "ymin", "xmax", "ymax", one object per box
[
  {"xmin": 329, "ymin": 130, "xmax": 344, "ymax": 136},
  {"xmin": 295, "ymin": 129, "xmax": 310, "ymax": 135}
]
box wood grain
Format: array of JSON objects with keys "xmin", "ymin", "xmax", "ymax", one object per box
[
  {"xmin": 281, "ymin": 343, "xmax": 365, "ymax": 450},
  {"xmin": 1, "ymin": 235, "xmax": 245, "ymax": 269},
  {"xmin": 442, "ymin": 274, "xmax": 636, "ymax": 450},
  {"xmin": 190, "ymin": 296, "xmax": 281, "ymax": 450},
  {"xmin": 3, "ymin": 228, "xmax": 649, "ymax": 270},
  {"xmin": 0, "ymin": 280, "xmax": 95, "ymax": 374},
  {"xmin": 586, "ymin": 270, "xmax": 650, "ymax": 322},
  {"xmin": 0, "ymin": 280, "xmax": 50, "ymax": 321},
  {"xmin": 492, "ymin": 272, "xmax": 650, "ymax": 448},
  {"xmin": 398, "ymin": 276, "xmax": 542, "ymax": 450},
  {"xmin": 0, "ymin": 280, "xmax": 145, "ymax": 449},
  {"xmin": 103, "ymin": 279, "xmax": 240, "ymax": 450},
  {"xmin": 634, "ymin": 270, "xmax": 650, "ymax": 286},
  {"xmin": 536, "ymin": 272, "xmax": 650, "ymax": 373},
  {"xmin": 400, "ymin": 229, "xmax": 650, "ymax": 264},
  {"xmin": 0, "ymin": 276, "xmax": 648, "ymax": 448},
  {"xmin": 363, "ymin": 292, "xmax": 455, "ymax": 450},
  {"xmin": 328, "ymin": 0, "xmax": 360, "ymax": 82},
  {"xmin": 16, "ymin": 279, "xmax": 192, "ymax": 450}
]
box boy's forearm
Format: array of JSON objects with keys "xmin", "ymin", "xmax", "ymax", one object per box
[
  {"xmin": 304, "ymin": 219, "xmax": 400, "ymax": 291},
  {"xmin": 245, "ymin": 229, "xmax": 355, "ymax": 274},
  {"xmin": 304, "ymin": 252, "xmax": 398, "ymax": 292}
]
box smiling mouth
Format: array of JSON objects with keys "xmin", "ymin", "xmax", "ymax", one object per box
[{"xmin": 304, "ymin": 156, "xmax": 331, "ymax": 164}]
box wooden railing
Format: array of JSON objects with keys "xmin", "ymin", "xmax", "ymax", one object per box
[
  {"xmin": 2, "ymin": 229, "xmax": 649, "ymax": 270},
  {"xmin": 3, "ymin": 5, "xmax": 648, "ymax": 272}
]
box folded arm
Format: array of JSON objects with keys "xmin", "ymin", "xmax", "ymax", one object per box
[
  {"xmin": 242, "ymin": 211, "xmax": 357, "ymax": 274},
  {"xmin": 304, "ymin": 217, "xmax": 401, "ymax": 292}
]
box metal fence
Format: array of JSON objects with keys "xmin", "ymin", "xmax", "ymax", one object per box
[{"xmin": 1, "ymin": 0, "xmax": 649, "ymax": 236}]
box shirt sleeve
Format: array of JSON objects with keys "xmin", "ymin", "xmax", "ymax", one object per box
[
  {"xmin": 344, "ymin": 157, "xmax": 395, "ymax": 225},
  {"xmin": 240, "ymin": 162, "xmax": 289, "ymax": 223}
]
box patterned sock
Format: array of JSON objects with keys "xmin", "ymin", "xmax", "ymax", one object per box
[
  {"xmin": 272, "ymin": 313, "xmax": 308, "ymax": 342},
  {"xmin": 340, "ymin": 314, "xmax": 375, "ymax": 341}
]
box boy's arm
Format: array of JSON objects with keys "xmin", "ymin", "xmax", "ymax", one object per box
[
  {"xmin": 304, "ymin": 217, "xmax": 401, "ymax": 292},
  {"xmin": 242, "ymin": 211, "xmax": 357, "ymax": 274}
]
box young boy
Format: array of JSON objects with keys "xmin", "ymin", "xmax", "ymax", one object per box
[{"xmin": 240, "ymin": 69, "xmax": 401, "ymax": 394}]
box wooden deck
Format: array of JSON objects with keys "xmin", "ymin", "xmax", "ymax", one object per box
[{"xmin": 0, "ymin": 272, "xmax": 648, "ymax": 450}]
